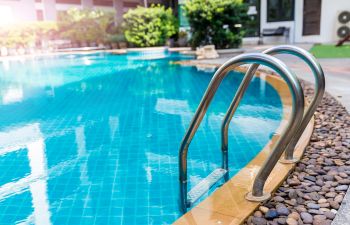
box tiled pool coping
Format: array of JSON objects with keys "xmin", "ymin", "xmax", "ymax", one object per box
[{"xmin": 173, "ymin": 65, "xmax": 315, "ymax": 225}]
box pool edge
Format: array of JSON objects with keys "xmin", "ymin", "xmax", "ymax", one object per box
[{"xmin": 172, "ymin": 69, "xmax": 314, "ymax": 225}]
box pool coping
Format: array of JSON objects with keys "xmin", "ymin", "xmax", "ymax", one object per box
[
  {"xmin": 0, "ymin": 47, "xmax": 189, "ymax": 61},
  {"xmin": 172, "ymin": 65, "xmax": 315, "ymax": 225}
]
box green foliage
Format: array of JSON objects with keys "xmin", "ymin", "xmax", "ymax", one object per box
[
  {"xmin": 0, "ymin": 21, "xmax": 58, "ymax": 48},
  {"xmin": 183, "ymin": 0, "xmax": 248, "ymax": 49},
  {"xmin": 58, "ymin": 8, "xmax": 115, "ymax": 43},
  {"xmin": 123, "ymin": 5, "xmax": 178, "ymax": 47}
]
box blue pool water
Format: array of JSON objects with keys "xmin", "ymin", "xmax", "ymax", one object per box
[{"xmin": 0, "ymin": 51, "xmax": 282, "ymax": 225}]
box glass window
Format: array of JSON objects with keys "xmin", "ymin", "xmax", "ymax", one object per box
[{"xmin": 267, "ymin": 0, "xmax": 294, "ymax": 22}]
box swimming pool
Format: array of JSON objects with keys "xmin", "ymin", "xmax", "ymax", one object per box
[{"xmin": 0, "ymin": 51, "xmax": 282, "ymax": 225}]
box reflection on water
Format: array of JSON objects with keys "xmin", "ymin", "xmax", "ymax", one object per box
[
  {"xmin": 0, "ymin": 52, "xmax": 282, "ymax": 225},
  {"xmin": 0, "ymin": 123, "xmax": 51, "ymax": 225}
]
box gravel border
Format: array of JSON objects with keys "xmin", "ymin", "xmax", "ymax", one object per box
[{"xmin": 245, "ymin": 82, "xmax": 350, "ymax": 225}]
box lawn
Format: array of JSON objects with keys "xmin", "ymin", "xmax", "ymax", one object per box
[{"xmin": 310, "ymin": 44, "xmax": 350, "ymax": 58}]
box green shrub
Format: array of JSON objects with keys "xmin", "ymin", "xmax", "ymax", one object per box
[
  {"xmin": 57, "ymin": 8, "xmax": 114, "ymax": 44},
  {"xmin": 123, "ymin": 5, "xmax": 178, "ymax": 47},
  {"xmin": 183, "ymin": 0, "xmax": 248, "ymax": 49}
]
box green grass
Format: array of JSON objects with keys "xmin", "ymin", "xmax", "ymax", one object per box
[{"xmin": 310, "ymin": 44, "xmax": 350, "ymax": 58}]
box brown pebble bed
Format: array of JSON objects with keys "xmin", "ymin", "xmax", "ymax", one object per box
[{"xmin": 245, "ymin": 82, "xmax": 350, "ymax": 225}]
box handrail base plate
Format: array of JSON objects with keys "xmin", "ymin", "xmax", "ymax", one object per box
[
  {"xmin": 279, "ymin": 157, "xmax": 299, "ymax": 164},
  {"xmin": 245, "ymin": 192, "xmax": 271, "ymax": 202}
]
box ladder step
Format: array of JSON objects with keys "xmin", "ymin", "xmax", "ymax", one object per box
[{"xmin": 187, "ymin": 168, "xmax": 227, "ymax": 206}]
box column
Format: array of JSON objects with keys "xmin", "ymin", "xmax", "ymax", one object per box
[
  {"xmin": 113, "ymin": 0, "xmax": 124, "ymax": 25},
  {"xmin": 82, "ymin": 0, "xmax": 94, "ymax": 9},
  {"xmin": 43, "ymin": 0, "xmax": 57, "ymax": 20}
]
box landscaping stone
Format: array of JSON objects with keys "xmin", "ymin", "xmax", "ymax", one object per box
[
  {"xmin": 276, "ymin": 204, "xmax": 289, "ymax": 216},
  {"xmin": 335, "ymin": 185, "xmax": 348, "ymax": 191},
  {"xmin": 276, "ymin": 217, "xmax": 286, "ymax": 225},
  {"xmin": 265, "ymin": 209, "xmax": 279, "ymax": 219},
  {"xmin": 259, "ymin": 206, "xmax": 269, "ymax": 214},
  {"xmin": 334, "ymin": 195, "xmax": 343, "ymax": 203},
  {"xmin": 288, "ymin": 212, "xmax": 300, "ymax": 221},
  {"xmin": 307, "ymin": 203, "xmax": 320, "ymax": 209},
  {"xmin": 324, "ymin": 211, "xmax": 336, "ymax": 219},
  {"xmin": 285, "ymin": 218, "xmax": 298, "ymax": 225},
  {"xmin": 252, "ymin": 217, "xmax": 267, "ymax": 225},
  {"xmin": 244, "ymin": 83, "xmax": 350, "ymax": 225},
  {"xmin": 300, "ymin": 212, "xmax": 313, "ymax": 223},
  {"xmin": 313, "ymin": 215, "xmax": 327, "ymax": 225}
]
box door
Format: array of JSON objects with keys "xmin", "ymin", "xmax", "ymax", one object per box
[{"xmin": 303, "ymin": 0, "xmax": 322, "ymax": 35}]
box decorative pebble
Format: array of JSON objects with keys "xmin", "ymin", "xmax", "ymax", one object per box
[
  {"xmin": 325, "ymin": 192, "xmax": 336, "ymax": 198},
  {"xmin": 265, "ymin": 209, "xmax": 279, "ymax": 219},
  {"xmin": 285, "ymin": 218, "xmax": 298, "ymax": 225},
  {"xmin": 329, "ymin": 200, "xmax": 340, "ymax": 209},
  {"xmin": 244, "ymin": 85, "xmax": 350, "ymax": 225},
  {"xmin": 252, "ymin": 217, "xmax": 268, "ymax": 225},
  {"xmin": 273, "ymin": 196, "xmax": 285, "ymax": 202},
  {"xmin": 276, "ymin": 217, "xmax": 286, "ymax": 225},
  {"xmin": 324, "ymin": 211, "xmax": 336, "ymax": 219},
  {"xmin": 307, "ymin": 203, "xmax": 320, "ymax": 209},
  {"xmin": 259, "ymin": 206, "xmax": 269, "ymax": 214},
  {"xmin": 254, "ymin": 211, "xmax": 263, "ymax": 217},
  {"xmin": 313, "ymin": 215, "xmax": 327, "ymax": 225},
  {"xmin": 334, "ymin": 194, "xmax": 343, "ymax": 203},
  {"xmin": 335, "ymin": 185, "xmax": 348, "ymax": 191},
  {"xmin": 288, "ymin": 212, "xmax": 300, "ymax": 221},
  {"xmin": 318, "ymin": 199, "xmax": 327, "ymax": 204},
  {"xmin": 301, "ymin": 212, "xmax": 313, "ymax": 223},
  {"xmin": 276, "ymin": 204, "xmax": 289, "ymax": 216}
]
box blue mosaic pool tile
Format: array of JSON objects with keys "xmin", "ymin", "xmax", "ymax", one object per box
[{"xmin": 0, "ymin": 51, "xmax": 282, "ymax": 225}]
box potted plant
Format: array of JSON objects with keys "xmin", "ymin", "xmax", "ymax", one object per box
[{"xmin": 178, "ymin": 30, "xmax": 188, "ymax": 47}]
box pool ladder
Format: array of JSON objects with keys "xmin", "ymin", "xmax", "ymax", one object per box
[{"xmin": 179, "ymin": 45, "xmax": 325, "ymax": 213}]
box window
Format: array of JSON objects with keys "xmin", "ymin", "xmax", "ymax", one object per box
[{"xmin": 267, "ymin": 0, "xmax": 294, "ymax": 22}]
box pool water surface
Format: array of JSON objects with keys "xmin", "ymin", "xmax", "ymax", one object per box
[{"xmin": 0, "ymin": 51, "xmax": 282, "ymax": 225}]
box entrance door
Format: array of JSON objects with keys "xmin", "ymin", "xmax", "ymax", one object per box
[{"xmin": 302, "ymin": 0, "xmax": 322, "ymax": 35}]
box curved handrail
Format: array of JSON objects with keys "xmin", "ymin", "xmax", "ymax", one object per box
[
  {"xmin": 179, "ymin": 53, "xmax": 304, "ymax": 212},
  {"xmin": 221, "ymin": 45, "xmax": 325, "ymax": 166}
]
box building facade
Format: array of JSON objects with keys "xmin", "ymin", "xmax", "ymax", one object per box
[
  {"xmin": 1, "ymin": 0, "xmax": 349, "ymax": 44},
  {"xmin": 250, "ymin": 0, "xmax": 350, "ymax": 44},
  {"xmin": 0, "ymin": 0, "xmax": 165, "ymax": 25}
]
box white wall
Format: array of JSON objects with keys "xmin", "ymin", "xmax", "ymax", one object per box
[
  {"xmin": 259, "ymin": 0, "xmax": 350, "ymax": 44},
  {"xmin": 295, "ymin": 0, "xmax": 350, "ymax": 43},
  {"xmin": 0, "ymin": 0, "xmax": 36, "ymax": 23}
]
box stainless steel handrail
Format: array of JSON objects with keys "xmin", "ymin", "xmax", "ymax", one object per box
[
  {"xmin": 222, "ymin": 45, "xmax": 325, "ymax": 166},
  {"xmin": 179, "ymin": 53, "xmax": 305, "ymax": 212}
]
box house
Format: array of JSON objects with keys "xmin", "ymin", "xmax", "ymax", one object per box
[{"xmin": 244, "ymin": 0, "xmax": 350, "ymax": 44}]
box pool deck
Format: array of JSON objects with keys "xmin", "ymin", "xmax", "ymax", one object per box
[{"xmin": 179, "ymin": 44, "xmax": 350, "ymax": 111}]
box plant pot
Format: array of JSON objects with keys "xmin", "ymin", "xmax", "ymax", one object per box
[
  {"xmin": 178, "ymin": 37, "xmax": 188, "ymax": 47},
  {"xmin": 118, "ymin": 42, "xmax": 127, "ymax": 49},
  {"xmin": 111, "ymin": 42, "xmax": 119, "ymax": 49}
]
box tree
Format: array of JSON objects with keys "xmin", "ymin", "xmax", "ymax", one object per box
[
  {"xmin": 183, "ymin": 0, "xmax": 248, "ymax": 49},
  {"xmin": 122, "ymin": 5, "xmax": 178, "ymax": 47},
  {"xmin": 57, "ymin": 8, "xmax": 115, "ymax": 44}
]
